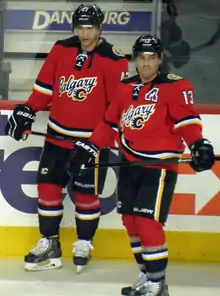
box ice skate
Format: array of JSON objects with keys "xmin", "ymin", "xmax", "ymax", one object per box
[
  {"xmin": 72, "ymin": 240, "xmax": 94, "ymax": 274},
  {"xmin": 121, "ymin": 271, "xmax": 148, "ymax": 296},
  {"xmin": 145, "ymin": 279, "xmax": 166, "ymax": 296},
  {"xmin": 121, "ymin": 272, "xmax": 169, "ymax": 296},
  {"xmin": 163, "ymin": 283, "xmax": 169, "ymax": 296},
  {"xmin": 24, "ymin": 237, "xmax": 62, "ymax": 271}
]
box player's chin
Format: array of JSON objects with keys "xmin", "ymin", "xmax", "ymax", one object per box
[
  {"xmin": 81, "ymin": 39, "xmax": 93, "ymax": 46},
  {"xmin": 141, "ymin": 68, "xmax": 155, "ymax": 77}
]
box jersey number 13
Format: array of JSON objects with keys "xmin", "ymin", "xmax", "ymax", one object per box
[{"xmin": 182, "ymin": 90, "xmax": 194, "ymax": 105}]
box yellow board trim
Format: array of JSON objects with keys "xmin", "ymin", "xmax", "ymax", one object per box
[{"xmin": 0, "ymin": 226, "xmax": 220, "ymax": 263}]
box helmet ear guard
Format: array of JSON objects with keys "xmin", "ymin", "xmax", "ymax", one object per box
[{"xmin": 132, "ymin": 35, "xmax": 163, "ymax": 59}]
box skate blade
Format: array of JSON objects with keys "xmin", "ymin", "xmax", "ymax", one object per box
[
  {"xmin": 162, "ymin": 285, "xmax": 169, "ymax": 296},
  {"xmin": 76, "ymin": 265, "xmax": 87, "ymax": 274},
  {"xmin": 123, "ymin": 292, "xmax": 145, "ymax": 296},
  {"xmin": 24, "ymin": 258, "xmax": 62, "ymax": 271}
]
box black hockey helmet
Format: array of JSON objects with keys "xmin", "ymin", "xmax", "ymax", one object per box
[
  {"xmin": 72, "ymin": 4, "xmax": 104, "ymax": 30},
  {"xmin": 132, "ymin": 35, "xmax": 163, "ymax": 58}
]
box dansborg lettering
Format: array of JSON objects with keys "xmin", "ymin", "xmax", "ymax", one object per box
[{"xmin": 33, "ymin": 11, "xmax": 131, "ymax": 30}]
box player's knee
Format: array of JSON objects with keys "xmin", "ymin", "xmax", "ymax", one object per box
[
  {"xmin": 74, "ymin": 192, "xmax": 100, "ymax": 210},
  {"xmin": 38, "ymin": 184, "xmax": 63, "ymax": 205},
  {"xmin": 135, "ymin": 216, "xmax": 165, "ymax": 246},
  {"xmin": 122, "ymin": 214, "xmax": 137, "ymax": 236}
]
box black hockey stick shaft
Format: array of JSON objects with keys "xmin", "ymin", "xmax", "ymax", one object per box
[
  {"xmin": 24, "ymin": 130, "xmax": 70, "ymax": 140},
  {"xmin": 24, "ymin": 131, "xmax": 220, "ymax": 169},
  {"xmin": 84, "ymin": 156, "xmax": 220, "ymax": 169},
  {"xmin": 23, "ymin": 130, "xmax": 118, "ymax": 151}
]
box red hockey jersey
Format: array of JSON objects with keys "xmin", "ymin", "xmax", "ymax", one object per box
[
  {"xmin": 25, "ymin": 36, "xmax": 128, "ymax": 147},
  {"xmin": 90, "ymin": 73, "xmax": 203, "ymax": 172}
]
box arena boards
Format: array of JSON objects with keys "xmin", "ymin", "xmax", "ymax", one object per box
[{"xmin": 0, "ymin": 102, "xmax": 220, "ymax": 263}]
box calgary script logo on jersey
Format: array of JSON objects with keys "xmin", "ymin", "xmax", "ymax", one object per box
[
  {"xmin": 59, "ymin": 75, "xmax": 97, "ymax": 101},
  {"xmin": 121, "ymin": 104, "xmax": 155, "ymax": 130}
]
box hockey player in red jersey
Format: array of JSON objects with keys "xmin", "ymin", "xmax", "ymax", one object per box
[
  {"xmin": 64, "ymin": 35, "xmax": 215, "ymax": 295},
  {"xmin": 4, "ymin": 4, "xmax": 128, "ymax": 273}
]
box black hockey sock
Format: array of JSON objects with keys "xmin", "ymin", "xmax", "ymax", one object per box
[
  {"xmin": 142, "ymin": 246, "xmax": 168, "ymax": 282},
  {"xmin": 130, "ymin": 240, "xmax": 146, "ymax": 273},
  {"xmin": 75, "ymin": 207, "xmax": 101, "ymax": 240},
  {"xmin": 38, "ymin": 203, "xmax": 63, "ymax": 237}
]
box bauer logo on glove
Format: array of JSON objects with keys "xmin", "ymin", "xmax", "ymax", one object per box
[
  {"xmin": 16, "ymin": 111, "xmax": 36, "ymax": 120},
  {"xmin": 4, "ymin": 104, "xmax": 36, "ymax": 141}
]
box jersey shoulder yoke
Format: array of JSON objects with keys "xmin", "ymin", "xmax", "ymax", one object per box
[
  {"xmin": 55, "ymin": 36, "xmax": 79, "ymax": 48},
  {"xmin": 96, "ymin": 40, "xmax": 126, "ymax": 61},
  {"xmin": 158, "ymin": 73, "xmax": 184, "ymax": 84}
]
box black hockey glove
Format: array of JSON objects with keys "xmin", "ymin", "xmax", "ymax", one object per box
[
  {"xmin": 66, "ymin": 139, "xmax": 99, "ymax": 178},
  {"xmin": 189, "ymin": 139, "xmax": 215, "ymax": 172},
  {"xmin": 4, "ymin": 104, "xmax": 36, "ymax": 141}
]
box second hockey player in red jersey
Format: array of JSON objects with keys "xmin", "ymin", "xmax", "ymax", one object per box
[
  {"xmin": 4, "ymin": 4, "xmax": 128, "ymax": 273},
  {"xmin": 66, "ymin": 35, "xmax": 215, "ymax": 295}
]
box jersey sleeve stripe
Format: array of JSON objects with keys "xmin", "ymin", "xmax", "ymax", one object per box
[
  {"xmin": 174, "ymin": 117, "xmax": 202, "ymax": 129},
  {"xmin": 35, "ymin": 79, "xmax": 53, "ymax": 90},
  {"xmin": 48, "ymin": 119, "xmax": 92, "ymax": 138},
  {"xmin": 34, "ymin": 83, "xmax": 53, "ymax": 96},
  {"xmin": 104, "ymin": 118, "xmax": 119, "ymax": 132}
]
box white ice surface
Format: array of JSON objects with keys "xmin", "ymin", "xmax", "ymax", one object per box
[{"xmin": 0, "ymin": 259, "xmax": 220, "ymax": 296}]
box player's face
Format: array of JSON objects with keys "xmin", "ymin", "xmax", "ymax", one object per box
[
  {"xmin": 76, "ymin": 25, "xmax": 100, "ymax": 51},
  {"xmin": 135, "ymin": 53, "xmax": 162, "ymax": 81}
]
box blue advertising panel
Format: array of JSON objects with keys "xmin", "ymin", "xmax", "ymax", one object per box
[{"xmin": 4, "ymin": 10, "xmax": 152, "ymax": 32}]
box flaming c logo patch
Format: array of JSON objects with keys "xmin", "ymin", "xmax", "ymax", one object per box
[
  {"xmin": 121, "ymin": 104, "xmax": 155, "ymax": 130},
  {"xmin": 59, "ymin": 75, "xmax": 97, "ymax": 101}
]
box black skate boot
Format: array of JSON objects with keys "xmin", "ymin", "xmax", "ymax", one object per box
[
  {"xmin": 24, "ymin": 237, "xmax": 62, "ymax": 271},
  {"xmin": 121, "ymin": 271, "xmax": 147, "ymax": 296},
  {"xmin": 72, "ymin": 240, "xmax": 94, "ymax": 274}
]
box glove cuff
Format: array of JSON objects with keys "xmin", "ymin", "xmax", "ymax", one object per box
[
  {"xmin": 14, "ymin": 104, "xmax": 35, "ymax": 113},
  {"xmin": 189, "ymin": 138, "xmax": 212, "ymax": 151}
]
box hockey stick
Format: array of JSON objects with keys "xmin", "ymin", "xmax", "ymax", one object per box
[
  {"xmin": 23, "ymin": 131, "xmax": 220, "ymax": 169},
  {"xmin": 84, "ymin": 156, "xmax": 220, "ymax": 170},
  {"xmin": 23, "ymin": 130, "xmax": 71, "ymax": 141},
  {"xmin": 23, "ymin": 130, "xmax": 119, "ymax": 151}
]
